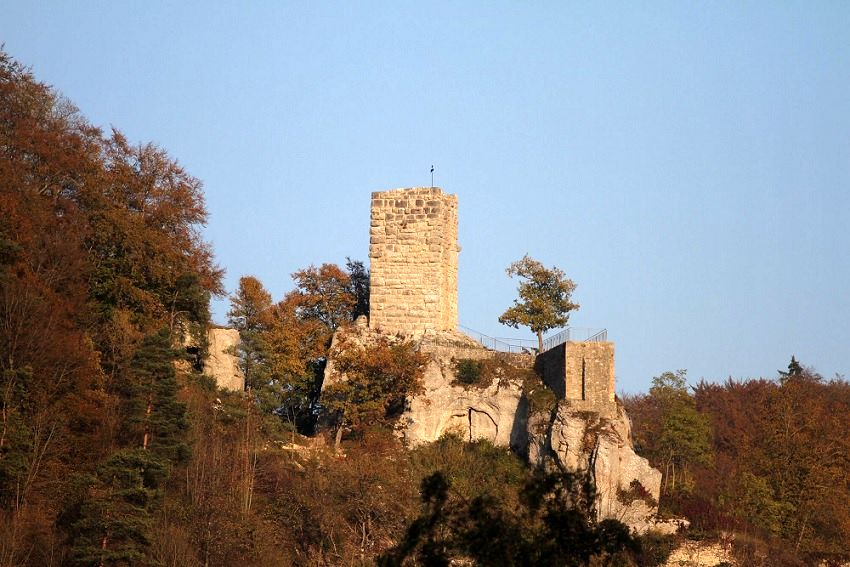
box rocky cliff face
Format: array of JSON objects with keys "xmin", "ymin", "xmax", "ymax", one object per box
[
  {"xmin": 402, "ymin": 349, "xmax": 527, "ymax": 450},
  {"xmin": 205, "ymin": 328, "xmax": 244, "ymax": 392},
  {"xmin": 324, "ymin": 325, "xmax": 662, "ymax": 532},
  {"xmin": 324, "ymin": 324, "xmax": 528, "ymax": 450},
  {"xmin": 530, "ymin": 401, "xmax": 662, "ymax": 532}
]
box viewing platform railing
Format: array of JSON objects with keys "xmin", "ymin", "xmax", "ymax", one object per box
[
  {"xmin": 458, "ymin": 325, "xmax": 537, "ymax": 354},
  {"xmin": 541, "ymin": 327, "xmax": 607, "ymax": 352},
  {"xmin": 458, "ymin": 325, "xmax": 607, "ymax": 354}
]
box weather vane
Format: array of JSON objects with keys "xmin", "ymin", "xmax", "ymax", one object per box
[{"xmin": 430, "ymin": 164, "xmax": 435, "ymax": 187}]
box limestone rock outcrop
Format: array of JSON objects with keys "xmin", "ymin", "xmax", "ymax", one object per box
[
  {"xmin": 403, "ymin": 348, "xmax": 526, "ymax": 449},
  {"xmin": 324, "ymin": 325, "xmax": 528, "ymax": 449},
  {"xmin": 324, "ymin": 323, "xmax": 662, "ymax": 533},
  {"xmin": 205, "ymin": 328, "xmax": 244, "ymax": 392},
  {"xmin": 531, "ymin": 401, "xmax": 662, "ymax": 533},
  {"xmin": 663, "ymin": 540, "xmax": 736, "ymax": 566}
]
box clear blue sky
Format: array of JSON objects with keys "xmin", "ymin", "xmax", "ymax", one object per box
[{"xmin": 4, "ymin": 2, "xmax": 849, "ymax": 392}]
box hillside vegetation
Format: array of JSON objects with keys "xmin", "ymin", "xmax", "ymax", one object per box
[
  {"xmin": 1, "ymin": 49, "xmax": 849, "ymax": 566},
  {"xmin": 624, "ymin": 365, "xmax": 850, "ymax": 565}
]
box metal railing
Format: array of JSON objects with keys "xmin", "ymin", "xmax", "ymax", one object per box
[
  {"xmin": 458, "ymin": 325, "xmax": 608, "ymax": 354},
  {"xmin": 458, "ymin": 325, "xmax": 538, "ymax": 354},
  {"xmin": 541, "ymin": 327, "xmax": 607, "ymax": 352}
]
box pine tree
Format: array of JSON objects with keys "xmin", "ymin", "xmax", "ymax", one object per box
[
  {"xmin": 228, "ymin": 276, "xmax": 273, "ymax": 392},
  {"xmin": 69, "ymin": 330, "xmax": 186, "ymax": 565}
]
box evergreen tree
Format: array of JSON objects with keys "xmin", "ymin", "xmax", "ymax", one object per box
[
  {"xmin": 68, "ymin": 330, "xmax": 186, "ymax": 565},
  {"xmin": 345, "ymin": 257, "xmax": 370, "ymax": 320},
  {"xmin": 779, "ymin": 355, "xmax": 804, "ymax": 382},
  {"xmin": 117, "ymin": 329, "xmax": 189, "ymax": 461},
  {"xmin": 67, "ymin": 450, "xmax": 168, "ymax": 566},
  {"xmin": 228, "ymin": 276, "xmax": 273, "ymax": 392}
]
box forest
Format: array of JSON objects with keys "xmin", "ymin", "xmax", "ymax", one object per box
[{"xmin": 1, "ymin": 49, "xmax": 849, "ymax": 566}]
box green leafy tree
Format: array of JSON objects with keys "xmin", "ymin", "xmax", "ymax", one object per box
[
  {"xmin": 649, "ymin": 371, "xmax": 713, "ymax": 495},
  {"xmin": 498, "ymin": 255, "xmax": 579, "ymax": 351}
]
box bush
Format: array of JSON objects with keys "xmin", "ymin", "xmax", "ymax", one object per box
[
  {"xmin": 635, "ymin": 532, "xmax": 679, "ymax": 566},
  {"xmin": 453, "ymin": 354, "xmax": 540, "ymax": 392},
  {"xmin": 617, "ymin": 479, "xmax": 659, "ymax": 508},
  {"xmin": 454, "ymin": 358, "xmax": 485, "ymax": 386},
  {"xmin": 410, "ymin": 434, "xmax": 528, "ymax": 505}
]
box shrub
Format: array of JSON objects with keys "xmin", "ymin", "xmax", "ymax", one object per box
[{"xmin": 453, "ymin": 358, "xmax": 485, "ymax": 386}]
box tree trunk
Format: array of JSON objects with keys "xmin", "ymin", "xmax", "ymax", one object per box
[
  {"xmin": 142, "ymin": 394, "xmax": 152, "ymax": 450},
  {"xmin": 99, "ymin": 532, "xmax": 108, "ymax": 567},
  {"xmin": 334, "ymin": 425, "xmax": 344, "ymax": 454},
  {"xmin": 537, "ymin": 332, "xmax": 544, "ymax": 352}
]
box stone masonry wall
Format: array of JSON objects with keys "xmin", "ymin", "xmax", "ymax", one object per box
[
  {"xmin": 537, "ymin": 341, "xmax": 615, "ymax": 416},
  {"xmin": 565, "ymin": 341, "xmax": 615, "ymax": 415},
  {"xmin": 369, "ymin": 187, "xmax": 459, "ymax": 335}
]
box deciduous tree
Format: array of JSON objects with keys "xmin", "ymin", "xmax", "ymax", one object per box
[
  {"xmin": 649, "ymin": 371, "xmax": 713, "ymax": 494},
  {"xmin": 323, "ymin": 337, "xmax": 426, "ymax": 451},
  {"xmin": 498, "ymin": 255, "xmax": 579, "ymax": 351},
  {"xmin": 290, "ymin": 263, "xmax": 356, "ymax": 330}
]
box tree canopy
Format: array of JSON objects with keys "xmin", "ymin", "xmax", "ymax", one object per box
[
  {"xmin": 0, "ymin": 47, "xmax": 221, "ymax": 564},
  {"xmin": 498, "ymin": 255, "xmax": 579, "ymax": 351},
  {"xmin": 226, "ymin": 261, "xmax": 370, "ymax": 433},
  {"xmin": 624, "ymin": 362, "xmax": 850, "ymax": 564}
]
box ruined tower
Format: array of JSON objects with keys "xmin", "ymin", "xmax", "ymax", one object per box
[
  {"xmin": 537, "ymin": 340, "xmax": 616, "ymax": 417},
  {"xmin": 368, "ymin": 187, "xmax": 459, "ymax": 336}
]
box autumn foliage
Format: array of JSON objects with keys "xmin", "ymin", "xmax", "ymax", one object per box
[
  {"xmin": 3, "ymin": 47, "xmax": 850, "ymax": 566},
  {"xmin": 0, "ymin": 49, "xmax": 220, "ymax": 564},
  {"xmin": 624, "ymin": 364, "xmax": 850, "ymax": 565}
]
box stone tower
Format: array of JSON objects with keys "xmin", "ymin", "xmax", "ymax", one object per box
[
  {"xmin": 368, "ymin": 187, "xmax": 459, "ymax": 336},
  {"xmin": 537, "ymin": 341, "xmax": 616, "ymax": 417}
]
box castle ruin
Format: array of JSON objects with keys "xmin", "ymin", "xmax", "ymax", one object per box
[
  {"xmin": 366, "ymin": 186, "xmax": 615, "ymax": 414},
  {"xmin": 329, "ymin": 187, "xmax": 660, "ymax": 531},
  {"xmin": 368, "ymin": 187, "xmax": 459, "ymax": 336}
]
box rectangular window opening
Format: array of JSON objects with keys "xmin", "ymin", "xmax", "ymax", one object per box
[{"xmin": 581, "ymin": 357, "xmax": 586, "ymax": 401}]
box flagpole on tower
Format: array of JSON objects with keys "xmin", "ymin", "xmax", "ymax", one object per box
[{"xmin": 431, "ymin": 165, "xmax": 435, "ymax": 188}]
